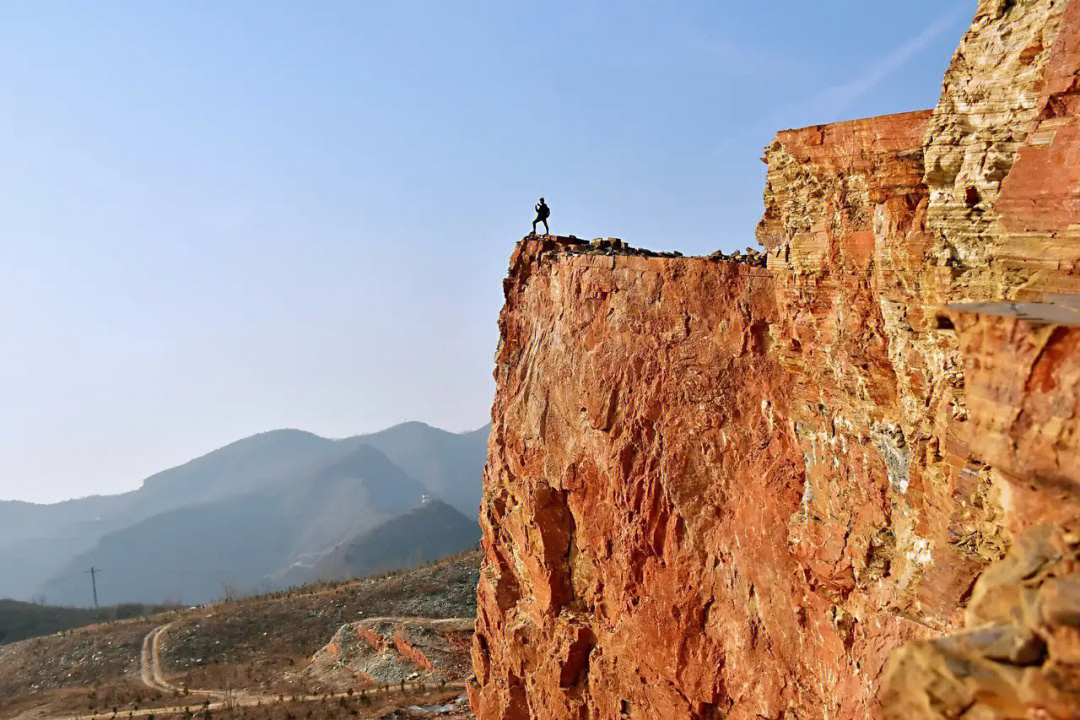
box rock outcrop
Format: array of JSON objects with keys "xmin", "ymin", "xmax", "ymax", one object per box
[
  {"xmin": 880, "ymin": 523, "xmax": 1080, "ymax": 719},
  {"xmin": 310, "ymin": 617, "xmax": 474, "ymax": 689},
  {"xmin": 471, "ymin": 1, "xmax": 1080, "ymax": 718}
]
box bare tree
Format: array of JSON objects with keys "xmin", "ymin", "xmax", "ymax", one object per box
[{"xmin": 222, "ymin": 670, "xmax": 239, "ymax": 715}]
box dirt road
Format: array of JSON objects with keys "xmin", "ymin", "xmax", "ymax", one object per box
[
  {"xmin": 52, "ymin": 621, "xmax": 465, "ymax": 719},
  {"xmin": 139, "ymin": 622, "xmax": 198, "ymax": 696}
]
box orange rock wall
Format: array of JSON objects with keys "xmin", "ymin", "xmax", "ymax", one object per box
[{"xmin": 472, "ymin": 1, "xmax": 1080, "ymax": 718}]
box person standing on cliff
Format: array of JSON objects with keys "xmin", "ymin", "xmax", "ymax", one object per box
[{"xmin": 532, "ymin": 197, "xmax": 550, "ymax": 235}]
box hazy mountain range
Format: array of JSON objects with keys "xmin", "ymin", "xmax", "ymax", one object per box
[
  {"xmin": 310, "ymin": 498, "xmax": 480, "ymax": 582},
  {"xmin": 0, "ymin": 422, "xmax": 488, "ymax": 607}
]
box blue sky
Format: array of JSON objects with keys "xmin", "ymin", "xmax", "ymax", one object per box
[{"xmin": 0, "ymin": 1, "xmax": 971, "ymax": 503}]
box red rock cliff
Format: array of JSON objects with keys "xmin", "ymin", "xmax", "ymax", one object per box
[{"xmin": 472, "ymin": 1, "xmax": 1080, "ymax": 718}]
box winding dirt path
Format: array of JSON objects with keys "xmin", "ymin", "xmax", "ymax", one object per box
[
  {"xmin": 54, "ymin": 621, "xmax": 465, "ymax": 720},
  {"xmin": 139, "ymin": 622, "xmax": 199, "ymax": 696}
]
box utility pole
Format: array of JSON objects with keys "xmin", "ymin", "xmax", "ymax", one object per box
[{"xmin": 86, "ymin": 566, "xmax": 101, "ymax": 610}]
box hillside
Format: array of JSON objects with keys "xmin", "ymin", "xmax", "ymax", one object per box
[
  {"xmin": 0, "ymin": 599, "xmax": 174, "ymax": 646},
  {"xmin": 0, "ymin": 553, "xmax": 480, "ymax": 720},
  {"xmin": 310, "ymin": 499, "xmax": 480, "ymax": 583},
  {"xmin": 360, "ymin": 422, "xmax": 490, "ymax": 517},
  {"xmin": 0, "ymin": 422, "xmax": 488, "ymax": 606},
  {"xmin": 36, "ymin": 444, "xmax": 432, "ymax": 606}
]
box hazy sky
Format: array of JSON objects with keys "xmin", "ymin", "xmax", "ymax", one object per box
[{"xmin": 0, "ymin": 1, "xmax": 971, "ymax": 504}]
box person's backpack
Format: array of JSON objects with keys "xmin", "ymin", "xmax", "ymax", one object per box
[{"xmin": 538, "ymin": 203, "xmax": 550, "ymax": 219}]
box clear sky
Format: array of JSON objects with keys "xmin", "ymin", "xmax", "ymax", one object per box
[{"xmin": 0, "ymin": 1, "xmax": 971, "ymax": 503}]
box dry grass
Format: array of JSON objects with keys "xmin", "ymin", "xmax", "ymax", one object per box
[{"xmin": 0, "ymin": 553, "xmax": 480, "ymax": 720}]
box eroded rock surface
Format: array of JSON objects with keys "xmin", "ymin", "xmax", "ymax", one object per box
[
  {"xmin": 310, "ymin": 617, "xmax": 473, "ymax": 689},
  {"xmin": 881, "ymin": 524, "xmax": 1080, "ymax": 718},
  {"xmin": 472, "ymin": 1, "xmax": 1080, "ymax": 718}
]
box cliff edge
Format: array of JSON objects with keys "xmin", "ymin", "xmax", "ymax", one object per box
[{"xmin": 472, "ymin": 1, "xmax": 1080, "ymax": 718}]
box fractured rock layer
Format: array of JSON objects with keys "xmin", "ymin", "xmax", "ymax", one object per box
[
  {"xmin": 310, "ymin": 617, "xmax": 473, "ymax": 689},
  {"xmin": 472, "ymin": 1, "xmax": 1080, "ymax": 718},
  {"xmin": 881, "ymin": 524, "xmax": 1080, "ymax": 719}
]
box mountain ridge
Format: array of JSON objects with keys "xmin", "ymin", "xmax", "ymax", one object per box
[
  {"xmin": 308, "ymin": 498, "xmax": 481, "ymax": 584},
  {"xmin": 0, "ymin": 421, "xmax": 489, "ymax": 606}
]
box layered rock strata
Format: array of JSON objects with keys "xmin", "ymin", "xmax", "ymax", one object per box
[{"xmin": 472, "ymin": 1, "xmax": 1080, "ymax": 718}]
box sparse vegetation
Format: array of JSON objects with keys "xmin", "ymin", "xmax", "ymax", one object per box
[{"xmin": 0, "ymin": 553, "xmax": 480, "ymax": 719}]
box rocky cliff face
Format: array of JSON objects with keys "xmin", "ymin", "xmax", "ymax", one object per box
[{"xmin": 471, "ymin": 1, "xmax": 1080, "ymax": 718}]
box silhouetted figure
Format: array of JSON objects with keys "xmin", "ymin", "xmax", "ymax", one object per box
[{"xmin": 532, "ymin": 197, "xmax": 550, "ymax": 235}]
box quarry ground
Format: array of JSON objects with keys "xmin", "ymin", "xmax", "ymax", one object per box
[{"xmin": 0, "ymin": 553, "xmax": 479, "ymax": 720}]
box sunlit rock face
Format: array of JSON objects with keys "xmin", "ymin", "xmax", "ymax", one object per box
[{"xmin": 471, "ymin": 1, "xmax": 1080, "ymax": 718}]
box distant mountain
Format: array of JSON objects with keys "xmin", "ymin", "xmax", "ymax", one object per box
[
  {"xmin": 309, "ymin": 499, "xmax": 481, "ymax": 584},
  {"xmin": 0, "ymin": 422, "xmax": 489, "ymax": 606},
  {"xmin": 0, "ymin": 429, "xmax": 354, "ymax": 601},
  {"xmin": 38, "ymin": 445, "xmax": 430, "ymax": 605},
  {"xmin": 0, "ymin": 495, "xmax": 134, "ymax": 601},
  {"xmin": 360, "ymin": 422, "xmax": 489, "ymax": 517}
]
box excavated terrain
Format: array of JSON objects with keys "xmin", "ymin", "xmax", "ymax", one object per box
[
  {"xmin": 309, "ymin": 617, "xmax": 474, "ymax": 689},
  {"xmin": 0, "ymin": 554, "xmax": 480, "ymax": 720},
  {"xmin": 471, "ymin": 1, "xmax": 1080, "ymax": 718}
]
